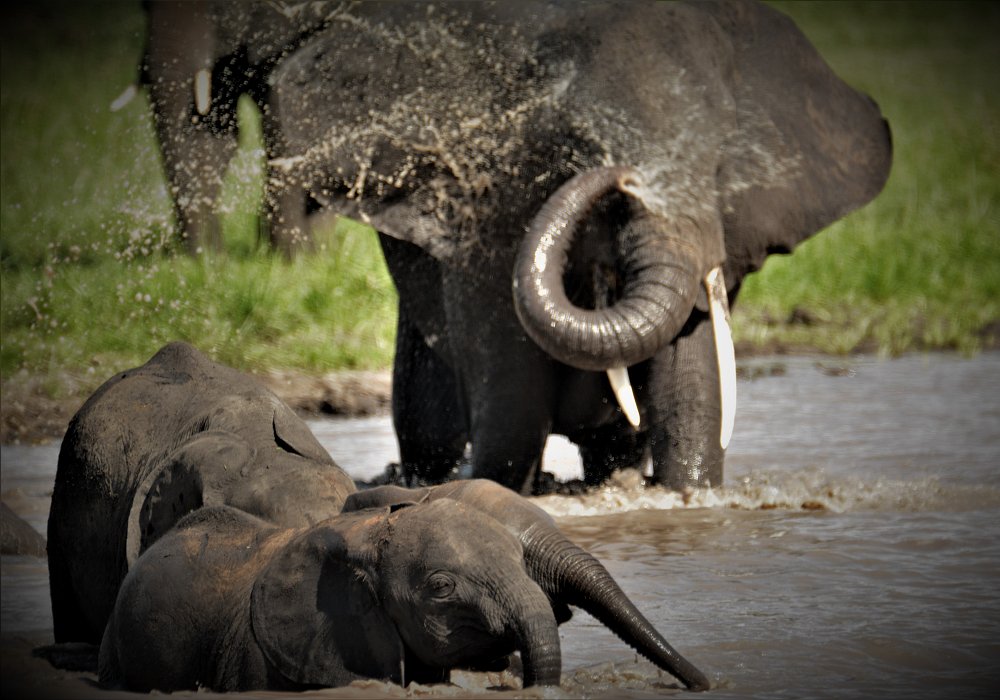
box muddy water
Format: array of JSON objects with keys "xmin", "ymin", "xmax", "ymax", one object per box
[{"xmin": 2, "ymin": 353, "xmax": 999, "ymax": 698}]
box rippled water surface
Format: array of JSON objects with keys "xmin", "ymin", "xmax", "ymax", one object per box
[{"xmin": 3, "ymin": 353, "xmax": 999, "ymax": 698}]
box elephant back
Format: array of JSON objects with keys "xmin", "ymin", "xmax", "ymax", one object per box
[{"xmin": 47, "ymin": 341, "xmax": 350, "ymax": 643}]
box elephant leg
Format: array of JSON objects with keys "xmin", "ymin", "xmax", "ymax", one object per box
[
  {"xmin": 392, "ymin": 310, "xmax": 469, "ymax": 485},
  {"xmin": 146, "ymin": 67, "xmax": 238, "ymax": 255},
  {"xmin": 47, "ymin": 536, "xmax": 94, "ymax": 644},
  {"xmin": 647, "ymin": 313, "xmax": 725, "ymax": 490},
  {"xmin": 443, "ymin": 269, "xmax": 554, "ymax": 495},
  {"xmin": 158, "ymin": 127, "xmax": 236, "ymax": 254},
  {"xmin": 576, "ymin": 421, "xmax": 650, "ymax": 486},
  {"xmin": 263, "ymin": 174, "xmax": 311, "ymax": 258}
]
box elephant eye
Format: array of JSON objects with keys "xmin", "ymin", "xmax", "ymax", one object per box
[{"xmin": 426, "ymin": 572, "xmax": 456, "ymax": 600}]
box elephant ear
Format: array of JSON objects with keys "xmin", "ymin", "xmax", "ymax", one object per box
[
  {"xmin": 125, "ymin": 430, "xmax": 252, "ymax": 567},
  {"xmin": 270, "ymin": 397, "xmax": 337, "ymax": 465},
  {"xmin": 251, "ymin": 510, "xmax": 403, "ymax": 687},
  {"xmin": 707, "ymin": 0, "xmax": 892, "ymax": 284}
]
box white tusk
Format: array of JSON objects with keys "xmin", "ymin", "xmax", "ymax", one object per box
[
  {"xmin": 194, "ymin": 69, "xmax": 211, "ymax": 115},
  {"xmin": 109, "ymin": 84, "xmax": 137, "ymax": 112},
  {"xmin": 607, "ymin": 367, "xmax": 641, "ymax": 429},
  {"xmin": 705, "ymin": 266, "xmax": 737, "ymax": 449}
]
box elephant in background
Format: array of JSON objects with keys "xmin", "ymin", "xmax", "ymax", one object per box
[
  {"xmin": 266, "ymin": 0, "xmax": 892, "ymax": 494},
  {"xmin": 99, "ymin": 501, "xmax": 562, "ymax": 691},
  {"xmin": 137, "ymin": 0, "xmax": 340, "ymax": 254},
  {"xmin": 47, "ymin": 341, "xmax": 356, "ymax": 645}
]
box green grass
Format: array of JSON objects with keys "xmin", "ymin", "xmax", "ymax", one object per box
[
  {"xmin": 1, "ymin": 1, "xmax": 998, "ymax": 401},
  {"xmin": 736, "ymin": 1, "xmax": 1000, "ymax": 355}
]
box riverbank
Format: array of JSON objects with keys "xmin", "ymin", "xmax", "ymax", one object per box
[
  {"xmin": 5, "ymin": 329, "xmax": 998, "ymax": 447},
  {"xmin": 0, "ymin": 367, "xmax": 393, "ymax": 446}
]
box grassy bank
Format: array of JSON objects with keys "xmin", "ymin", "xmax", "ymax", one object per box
[{"xmin": 2, "ymin": 1, "xmax": 998, "ymax": 401}]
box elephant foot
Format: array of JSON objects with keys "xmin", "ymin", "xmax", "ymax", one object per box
[
  {"xmin": 33, "ymin": 643, "xmax": 99, "ymax": 672},
  {"xmin": 533, "ymin": 471, "xmax": 591, "ymax": 496}
]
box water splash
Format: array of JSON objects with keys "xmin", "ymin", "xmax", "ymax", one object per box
[{"xmin": 532, "ymin": 467, "xmax": 1000, "ymax": 518}]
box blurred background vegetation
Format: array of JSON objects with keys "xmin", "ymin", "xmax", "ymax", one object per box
[{"xmin": 1, "ymin": 1, "xmax": 998, "ymax": 404}]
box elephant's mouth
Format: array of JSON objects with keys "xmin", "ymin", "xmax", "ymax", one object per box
[{"xmin": 512, "ymin": 166, "xmax": 736, "ymax": 448}]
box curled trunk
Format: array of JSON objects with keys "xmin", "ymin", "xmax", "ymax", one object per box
[{"xmin": 513, "ymin": 167, "xmax": 702, "ymax": 372}]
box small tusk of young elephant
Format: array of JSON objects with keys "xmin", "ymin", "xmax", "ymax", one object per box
[
  {"xmin": 194, "ymin": 69, "xmax": 212, "ymax": 115},
  {"xmin": 607, "ymin": 367, "xmax": 641, "ymax": 429},
  {"xmin": 705, "ymin": 266, "xmax": 737, "ymax": 449},
  {"xmin": 110, "ymin": 84, "xmax": 137, "ymax": 112}
]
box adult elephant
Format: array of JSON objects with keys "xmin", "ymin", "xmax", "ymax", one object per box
[
  {"xmin": 47, "ymin": 341, "xmax": 356, "ymax": 645},
  {"xmin": 267, "ymin": 0, "xmax": 892, "ymax": 494},
  {"xmin": 99, "ymin": 501, "xmax": 563, "ymax": 691},
  {"xmin": 137, "ymin": 0, "xmax": 340, "ymax": 254}
]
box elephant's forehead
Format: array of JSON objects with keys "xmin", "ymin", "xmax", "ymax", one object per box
[{"xmin": 388, "ymin": 503, "xmax": 522, "ymax": 566}]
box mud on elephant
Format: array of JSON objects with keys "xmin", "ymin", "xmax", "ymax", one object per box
[{"xmin": 265, "ymin": 0, "xmax": 892, "ymax": 494}]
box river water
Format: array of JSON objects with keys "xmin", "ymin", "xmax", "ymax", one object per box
[{"xmin": 2, "ymin": 352, "xmax": 999, "ymax": 698}]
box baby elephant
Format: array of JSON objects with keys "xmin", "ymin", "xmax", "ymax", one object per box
[{"xmin": 99, "ymin": 499, "xmax": 561, "ymax": 692}]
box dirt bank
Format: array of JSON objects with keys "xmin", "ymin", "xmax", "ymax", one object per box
[{"xmin": 0, "ymin": 369, "xmax": 393, "ymax": 447}]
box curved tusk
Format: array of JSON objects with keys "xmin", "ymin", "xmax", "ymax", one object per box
[
  {"xmin": 110, "ymin": 84, "xmax": 137, "ymax": 112},
  {"xmin": 705, "ymin": 266, "xmax": 736, "ymax": 449},
  {"xmin": 607, "ymin": 367, "xmax": 641, "ymax": 429},
  {"xmin": 194, "ymin": 69, "xmax": 211, "ymax": 115}
]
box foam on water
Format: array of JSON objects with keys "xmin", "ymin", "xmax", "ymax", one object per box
[{"xmin": 533, "ymin": 466, "xmax": 1000, "ymax": 519}]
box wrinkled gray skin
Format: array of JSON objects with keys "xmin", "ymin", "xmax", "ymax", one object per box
[
  {"xmin": 345, "ymin": 480, "xmax": 711, "ymax": 690},
  {"xmin": 99, "ymin": 501, "xmax": 561, "ymax": 691},
  {"xmin": 141, "ymin": 1, "xmax": 338, "ymax": 255},
  {"xmin": 49, "ymin": 342, "xmax": 709, "ymax": 689},
  {"xmin": 47, "ymin": 341, "xmax": 356, "ymax": 645},
  {"xmin": 268, "ymin": 0, "xmax": 892, "ymax": 494}
]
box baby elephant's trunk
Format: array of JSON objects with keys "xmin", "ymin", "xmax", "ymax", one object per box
[
  {"xmin": 512, "ymin": 584, "xmax": 563, "ymax": 687},
  {"xmin": 523, "ymin": 523, "xmax": 711, "ymax": 691}
]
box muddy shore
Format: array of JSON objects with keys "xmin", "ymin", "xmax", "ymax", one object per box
[
  {"xmin": 0, "ymin": 369, "xmax": 394, "ymax": 447},
  {"xmin": 4, "ymin": 325, "xmax": 998, "ymax": 447}
]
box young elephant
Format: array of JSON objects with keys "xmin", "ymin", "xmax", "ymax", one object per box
[
  {"xmin": 48, "ymin": 341, "xmax": 357, "ymax": 645},
  {"xmin": 99, "ymin": 500, "xmax": 561, "ymax": 692},
  {"xmin": 344, "ymin": 479, "xmax": 711, "ymax": 690}
]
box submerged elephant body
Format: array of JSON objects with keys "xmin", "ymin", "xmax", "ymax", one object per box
[
  {"xmin": 267, "ymin": 0, "xmax": 892, "ymax": 493},
  {"xmin": 51, "ymin": 343, "xmax": 709, "ymax": 690},
  {"xmin": 47, "ymin": 341, "xmax": 356, "ymax": 645}
]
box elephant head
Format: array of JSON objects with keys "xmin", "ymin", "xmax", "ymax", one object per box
[
  {"xmin": 252, "ymin": 499, "xmax": 562, "ymax": 688},
  {"xmin": 511, "ymin": 0, "xmax": 893, "ymax": 456},
  {"xmin": 101, "ymin": 501, "xmax": 561, "ymax": 691},
  {"xmin": 344, "ymin": 480, "xmax": 711, "ymax": 690},
  {"xmin": 512, "ymin": 166, "xmax": 733, "ymax": 442}
]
